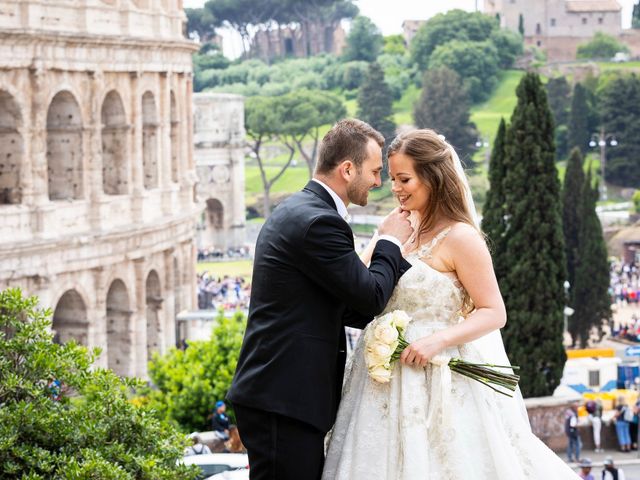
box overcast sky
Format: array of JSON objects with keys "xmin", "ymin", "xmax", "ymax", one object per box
[{"xmin": 184, "ymin": 0, "xmax": 636, "ymax": 58}]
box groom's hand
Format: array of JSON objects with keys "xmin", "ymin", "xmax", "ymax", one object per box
[{"xmin": 378, "ymin": 207, "xmax": 413, "ymax": 245}]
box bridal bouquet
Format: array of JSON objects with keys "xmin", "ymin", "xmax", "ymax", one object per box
[
  {"xmin": 364, "ymin": 310, "xmax": 412, "ymax": 383},
  {"xmin": 364, "ymin": 310, "xmax": 520, "ymax": 397}
]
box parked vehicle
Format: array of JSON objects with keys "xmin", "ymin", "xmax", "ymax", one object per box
[
  {"xmin": 181, "ymin": 453, "xmax": 249, "ymax": 480},
  {"xmin": 205, "ymin": 469, "xmax": 250, "ymax": 480}
]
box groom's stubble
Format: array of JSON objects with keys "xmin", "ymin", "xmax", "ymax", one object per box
[{"xmin": 346, "ymin": 168, "xmax": 372, "ymax": 207}]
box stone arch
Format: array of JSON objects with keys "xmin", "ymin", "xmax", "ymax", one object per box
[
  {"xmin": 46, "ymin": 90, "xmax": 83, "ymax": 200},
  {"xmin": 206, "ymin": 198, "xmax": 224, "ymax": 229},
  {"xmin": 202, "ymin": 198, "xmax": 224, "ymax": 249},
  {"xmin": 170, "ymin": 90, "xmax": 179, "ymax": 183},
  {"xmin": 142, "ymin": 91, "xmax": 158, "ymax": 189},
  {"xmin": 101, "ymin": 90, "xmax": 129, "ymax": 195},
  {"xmin": 52, "ymin": 289, "xmax": 88, "ymax": 345},
  {"xmin": 106, "ymin": 279, "xmax": 131, "ymax": 376},
  {"xmin": 0, "ymin": 90, "xmax": 23, "ymax": 205},
  {"xmin": 145, "ymin": 269, "xmax": 162, "ymax": 360}
]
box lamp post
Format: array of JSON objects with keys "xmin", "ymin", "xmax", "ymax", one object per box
[
  {"xmin": 589, "ymin": 127, "xmax": 618, "ymax": 202},
  {"xmin": 475, "ymin": 137, "xmax": 490, "ymax": 170}
]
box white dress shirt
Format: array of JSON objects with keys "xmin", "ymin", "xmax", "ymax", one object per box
[{"xmin": 311, "ymin": 179, "xmax": 402, "ymax": 250}]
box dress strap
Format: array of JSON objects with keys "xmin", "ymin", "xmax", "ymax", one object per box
[{"xmin": 417, "ymin": 226, "xmax": 452, "ymax": 260}]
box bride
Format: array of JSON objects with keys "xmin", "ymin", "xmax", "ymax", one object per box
[{"xmin": 322, "ymin": 129, "xmax": 579, "ymax": 479}]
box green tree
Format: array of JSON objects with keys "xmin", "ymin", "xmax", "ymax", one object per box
[
  {"xmin": 413, "ymin": 67, "xmax": 478, "ymax": 162},
  {"xmin": 481, "ymin": 118, "xmax": 508, "ymax": 280},
  {"xmin": 428, "ymin": 40, "xmax": 500, "ymax": 103},
  {"xmin": 489, "ymin": 28, "xmax": 524, "ymax": 68},
  {"xmin": 568, "ymin": 82, "xmax": 589, "ymax": 154},
  {"xmin": 634, "ymin": 1, "xmax": 640, "ymax": 29},
  {"xmin": 576, "ymin": 32, "xmax": 629, "ymax": 60},
  {"xmin": 146, "ymin": 311, "xmax": 246, "ymax": 433},
  {"xmin": 546, "ymin": 77, "xmax": 571, "ymax": 159},
  {"xmin": 562, "ymin": 147, "xmax": 586, "ymax": 307},
  {"xmin": 571, "ymin": 170, "xmax": 611, "ymax": 347},
  {"xmin": 518, "ymin": 13, "xmax": 524, "ymax": 35},
  {"xmin": 185, "ymin": 7, "xmax": 219, "ymax": 41},
  {"xmin": 633, "ymin": 190, "xmax": 640, "ymax": 213},
  {"xmin": 275, "ymin": 90, "xmax": 346, "ymax": 177},
  {"xmin": 499, "ymin": 73, "xmax": 567, "ymax": 398},
  {"xmin": 546, "ymin": 77, "xmax": 571, "ymax": 127},
  {"xmin": 383, "ymin": 34, "xmax": 406, "ymax": 55},
  {"xmin": 600, "ymin": 73, "xmax": 640, "ymax": 187},
  {"xmin": 343, "ymin": 16, "xmax": 383, "ymax": 62},
  {"xmin": 245, "ymin": 96, "xmax": 297, "ymax": 217},
  {"xmin": 410, "ymin": 9, "xmax": 498, "ymax": 70},
  {"xmin": 357, "ymin": 62, "xmax": 396, "ymax": 147},
  {"xmin": 0, "ymin": 288, "xmax": 197, "ymax": 479}
]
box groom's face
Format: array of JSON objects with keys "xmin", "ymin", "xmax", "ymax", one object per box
[{"xmin": 346, "ymin": 139, "xmax": 383, "ymax": 206}]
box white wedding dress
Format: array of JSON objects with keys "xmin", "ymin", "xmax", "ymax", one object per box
[{"xmin": 322, "ymin": 231, "xmax": 580, "ymax": 479}]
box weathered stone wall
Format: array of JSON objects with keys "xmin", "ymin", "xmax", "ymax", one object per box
[{"xmin": 0, "ymin": 0, "xmax": 198, "ymax": 379}]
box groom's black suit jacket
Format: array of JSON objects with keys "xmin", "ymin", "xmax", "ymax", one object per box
[{"xmin": 228, "ymin": 181, "xmax": 411, "ymax": 433}]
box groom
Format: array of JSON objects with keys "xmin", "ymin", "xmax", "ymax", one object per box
[{"xmin": 227, "ymin": 118, "xmax": 413, "ymax": 480}]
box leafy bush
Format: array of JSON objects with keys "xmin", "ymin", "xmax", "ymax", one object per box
[
  {"xmin": 410, "ymin": 9, "xmax": 498, "ymax": 70},
  {"xmin": 144, "ymin": 311, "xmax": 246, "ymax": 433},
  {"xmin": 577, "ymin": 32, "xmax": 629, "ymax": 60},
  {"xmin": 633, "ymin": 190, "xmax": 640, "ymax": 213},
  {"xmin": 428, "ymin": 40, "xmax": 500, "ymax": 103},
  {"xmin": 0, "ymin": 288, "xmax": 197, "ymax": 480}
]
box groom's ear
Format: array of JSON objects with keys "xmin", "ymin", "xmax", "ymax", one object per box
[{"xmin": 338, "ymin": 160, "xmax": 354, "ymax": 182}]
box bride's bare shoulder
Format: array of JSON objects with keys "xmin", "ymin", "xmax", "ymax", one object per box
[{"xmin": 444, "ymin": 222, "xmax": 488, "ymax": 256}]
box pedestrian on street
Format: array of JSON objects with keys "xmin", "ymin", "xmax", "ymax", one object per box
[
  {"xmin": 586, "ymin": 399, "xmax": 603, "ymax": 453},
  {"xmin": 565, "ymin": 401, "xmax": 582, "ymax": 463},
  {"xmin": 602, "ymin": 456, "xmax": 626, "ymax": 480},
  {"xmin": 578, "ymin": 458, "xmax": 594, "ymax": 480}
]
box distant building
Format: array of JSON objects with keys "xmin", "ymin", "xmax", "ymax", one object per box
[
  {"xmin": 485, "ymin": 0, "xmax": 623, "ymax": 61},
  {"xmin": 193, "ymin": 93, "xmax": 246, "ymax": 251},
  {"xmin": 250, "ymin": 22, "xmax": 346, "ymax": 62},
  {"xmin": 401, "ymin": 20, "xmax": 427, "ymax": 46}
]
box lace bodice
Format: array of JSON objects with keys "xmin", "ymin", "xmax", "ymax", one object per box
[{"xmin": 382, "ymin": 227, "xmax": 466, "ymax": 327}]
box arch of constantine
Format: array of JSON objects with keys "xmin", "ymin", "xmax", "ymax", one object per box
[
  {"xmin": 0, "ymin": 0, "xmax": 199, "ymax": 378},
  {"xmin": 193, "ymin": 93, "xmax": 246, "ymax": 251}
]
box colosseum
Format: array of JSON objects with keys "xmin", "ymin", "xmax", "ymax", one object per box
[{"xmin": 0, "ymin": 0, "xmax": 199, "ymax": 378}]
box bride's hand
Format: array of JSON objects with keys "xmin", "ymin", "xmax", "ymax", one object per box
[{"xmin": 400, "ymin": 333, "xmax": 447, "ymax": 368}]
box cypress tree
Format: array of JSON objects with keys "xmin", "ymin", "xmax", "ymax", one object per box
[
  {"xmin": 518, "ymin": 14, "xmax": 524, "ymax": 36},
  {"xmin": 357, "ymin": 62, "xmax": 396, "ymax": 148},
  {"xmin": 572, "ymin": 169, "xmax": 612, "ymax": 348},
  {"xmin": 562, "ymin": 147, "xmax": 585, "ymax": 307},
  {"xmin": 413, "ymin": 67, "xmax": 478, "ymax": 163},
  {"xmin": 482, "ymin": 118, "xmax": 508, "ymax": 280},
  {"xmin": 568, "ymin": 83, "xmax": 589, "ymax": 154},
  {"xmin": 500, "ymin": 73, "xmax": 567, "ymax": 398},
  {"xmin": 546, "ymin": 77, "xmax": 571, "ymax": 159},
  {"xmin": 633, "ymin": 1, "xmax": 640, "ymax": 29}
]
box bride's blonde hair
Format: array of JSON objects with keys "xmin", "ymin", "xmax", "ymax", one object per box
[{"xmin": 388, "ymin": 129, "xmax": 479, "ymax": 242}]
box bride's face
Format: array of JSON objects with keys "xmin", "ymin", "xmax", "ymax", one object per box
[{"xmin": 388, "ymin": 152, "xmax": 430, "ymax": 212}]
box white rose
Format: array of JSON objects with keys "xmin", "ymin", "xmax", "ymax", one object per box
[
  {"xmin": 365, "ymin": 344, "xmax": 389, "ymax": 368},
  {"xmin": 371, "ymin": 341, "xmax": 392, "ymax": 360},
  {"xmin": 391, "ymin": 310, "xmax": 411, "ymax": 330},
  {"xmin": 374, "ymin": 322, "xmax": 399, "ymax": 344},
  {"xmin": 369, "ymin": 365, "xmax": 392, "ymax": 383}
]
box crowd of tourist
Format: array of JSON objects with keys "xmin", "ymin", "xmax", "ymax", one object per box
[
  {"xmin": 610, "ymin": 259, "xmax": 640, "ymax": 341},
  {"xmin": 197, "ymin": 246, "xmax": 250, "ymax": 262},
  {"xmin": 197, "ymin": 272, "xmax": 250, "ymax": 311}
]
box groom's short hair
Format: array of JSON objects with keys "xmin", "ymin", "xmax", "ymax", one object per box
[{"xmin": 316, "ymin": 118, "xmax": 384, "ymax": 175}]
